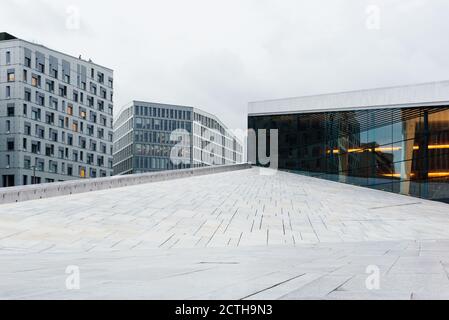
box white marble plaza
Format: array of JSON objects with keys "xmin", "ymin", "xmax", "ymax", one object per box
[{"xmin": 1, "ymin": 167, "xmax": 449, "ymax": 299}]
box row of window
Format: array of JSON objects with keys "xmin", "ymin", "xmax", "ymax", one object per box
[
  {"xmin": 113, "ymin": 157, "xmax": 133, "ymax": 175},
  {"xmin": 194, "ymin": 112, "xmax": 226, "ymax": 135},
  {"xmin": 192, "ymin": 122, "xmax": 240, "ymax": 149},
  {"xmin": 22, "ymin": 155, "xmax": 109, "ymax": 175},
  {"xmin": 20, "ymin": 84, "xmax": 113, "ymax": 116},
  {"xmin": 133, "ymin": 156, "xmax": 190, "ymax": 171},
  {"xmin": 4, "ymin": 137, "xmax": 112, "ymax": 167},
  {"xmin": 135, "ymin": 117, "xmax": 192, "ymax": 132},
  {"xmin": 133, "ymin": 130, "xmax": 189, "ymax": 145},
  {"xmin": 134, "ymin": 144, "xmax": 190, "ymax": 158},
  {"xmin": 5, "ymin": 102, "xmax": 111, "ymax": 132},
  {"xmin": 134, "ymin": 105, "xmax": 192, "ymax": 120},
  {"xmin": 20, "ymin": 118, "xmax": 113, "ymax": 150},
  {"xmin": 113, "ymin": 144, "xmax": 133, "ymax": 166},
  {"xmin": 3, "ymin": 49, "xmax": 114, "ymax": 88},
  {"xmin": 3, "ymin": 52, "xmax": 113, "ymax": 108},
  {"xmin": 114, "ymin": 131, "xmax": 133, "ymax": 154},
  {"xmin": 1, "ymin": 166, "xmax": 109, "ymax": 187}
]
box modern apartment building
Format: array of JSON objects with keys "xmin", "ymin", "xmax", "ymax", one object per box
[
  {"xmin": 0, "ymin": 32, "xmax": 114, "ymax": 187},
  {"xmin": 113, "ymin": 101, "xmax": 243, "ymax": 175},
  {"xmin": 248, "ymin": 81, "xmax": 449, "ymax": 203}
]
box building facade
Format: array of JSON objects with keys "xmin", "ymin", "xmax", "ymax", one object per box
[
  {"xmin": 248, "ymin": 81, "xmax": 449, "ymax": 203},
  {"xmin": 113, "ymin": 101, "xmax": 243, "ymax": 175},
  {"xmin": 0, "ymin": 33, "xmax": 114, "ymax": 187}
]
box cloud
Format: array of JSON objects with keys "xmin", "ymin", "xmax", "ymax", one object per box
[{"xmin": 2, "ymin": 0, "xmax": 449, "ymax": 132}]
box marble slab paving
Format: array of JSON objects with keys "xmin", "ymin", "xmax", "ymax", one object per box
[{"xmin": 1, "ymin": 168, "xmax": 449, "ymax": 299}]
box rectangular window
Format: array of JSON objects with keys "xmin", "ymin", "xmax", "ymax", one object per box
[
  {"xmin": 7, "ymin": 105, "xmax": 14, "ymax": 117},
  {"xmin": 51, "ymin": 68, "xmax": 58, "ymax": 79},
  {"xmin": 31, "ymin": 142, "xmax": 40, "ymax": 154},
  {"xmin": 7, "ymin": 71, "xmax": 15, "ymax": 82},
  {"xmin": 37, "ymin": 127, "xmax": 44, "ymax": 138},
  {"xmin": 36, "ymin": 94, "xmax": 44, "ymax": 106},
  {"xmin": 32, "ymin": 75, "xmax": 39, "ymax": 87},
  {"xmin": 24, "ymin": 89, "xmax": 31, "ymax": 101},
  {"xmin": 98, "ymin": 100, "xmax": 104, "ymax": 111},
  {"xmin": 46, "ymin": 80, "xmax": 55, "ymax": 92},
  {"xmin": 80, "ymin": 167, "xmax": 86, "ymax": 178},
  {"xmin": 36, "ymin": 159, "xmax": 44, "ymax": 171},
  {"xmin": 59, "ymin": 85, "xmax": 67, "ymax": 97},
  {"xmin": 25, "ymin": 123, "xmax": 31, "ymax": 135},
  {"xmin": 6, "ymin": 86, "xmax": 11, "ymax": 98},
  {"xmin": 50, "ymin": 98, "xmax": 58, "ymax": 110},
  {"xmin": 6, "ymin": 51, "xmax": 11, "ymax": 64},
  {"xmin": 88, "ymin": 96, "xmax": 94, "ymax": 107},
  {"xmin": 97, "ymin": 72, "xmax": 104, "ymax": 83},
  {"xmin": 7, "ymin": 140, "xmax": 14, "ymax": 151},
  {"xmin": 31, "ymin": 108, "xmax": 41, "ymax": 121},
  {"xmin": 24, "ymin": 157, "xmax": 31, "ymax": 169}
]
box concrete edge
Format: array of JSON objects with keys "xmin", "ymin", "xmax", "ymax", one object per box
[{"xmin": 0, "ymin": 163, "xmax": 252, "ymax": 205}]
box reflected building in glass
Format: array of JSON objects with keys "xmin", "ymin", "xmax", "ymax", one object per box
[
  {"xmin": 248, "ymin": 81, "xmax": 449, "ymax": 203},
  {"xmin": 113, "ymin": 101, "xmax": 243, "ymax": 175}
]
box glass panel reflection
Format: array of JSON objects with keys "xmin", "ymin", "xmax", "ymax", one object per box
[{"xmin": 248, "ymin": 107, "xmax": 449, "ymax": 203}]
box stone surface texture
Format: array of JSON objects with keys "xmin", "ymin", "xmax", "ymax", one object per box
[{"xmin": 1, "ymin": 167, "xmax": 449, "ymax": 299}]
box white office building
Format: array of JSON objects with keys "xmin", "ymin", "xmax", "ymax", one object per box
[
  {"xmin": 0, "ymin": 32, "xmax": 114, "ymax": 187},
  {"xmin": 114, "ymin": 101, "xmax": 243, "ymax": 175}
]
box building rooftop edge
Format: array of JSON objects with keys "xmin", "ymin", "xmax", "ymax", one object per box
[
  {"xmin": 249, "ymin": 80, "xmax": 449, "ymax": 105},
  {"xmin": 0, "ymin": 32, "xmax": 113, "ymax": 72},
  {"xmin": 115, "ymin": 100, "xmax": 242, "ymax": 142},
  {"xmin": 248, "ymin": 80, "xmax": 449, "ymax": 115},
  {"xmin": 122, "ymin": 100, "xmax": 237, "ymax": 131}
]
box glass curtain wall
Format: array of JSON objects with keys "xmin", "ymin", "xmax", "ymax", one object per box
[
  {"xmin": 248, "ymin": 107, "xmax": 449, "ymax": 203},
  {"xmin": 132, "ymin": 105, "xmax": 192, "ymax": 172}
]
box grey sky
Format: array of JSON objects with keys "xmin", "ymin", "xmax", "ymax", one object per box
[{"xmin": 2, "ymin": 0, "xmax": 449, "ymax": 131}]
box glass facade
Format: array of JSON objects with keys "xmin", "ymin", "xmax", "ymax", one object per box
[
  {"xmin": 133, "ymin": 107, "xmax": 192, "ymax": 172},
  {"xmin": 248, "ymin": 107, "xmax": 449, "ymax": 203},
  {"xmin": 113, "ymin": 102, "xmax": 244, "ymax": 175}
]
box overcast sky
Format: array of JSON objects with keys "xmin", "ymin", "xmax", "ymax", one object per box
[{"xmin": 2, "ymin": 0, "xmax": 449, "ymax": 131}]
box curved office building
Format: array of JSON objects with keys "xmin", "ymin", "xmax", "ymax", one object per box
[
  {"xmin": 248, "ymin": 81, "xmax": 449, "ymax": 203},
  {"xmin": 114, "ymin": 101, "xmax": 243, "ymax": 175}
]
